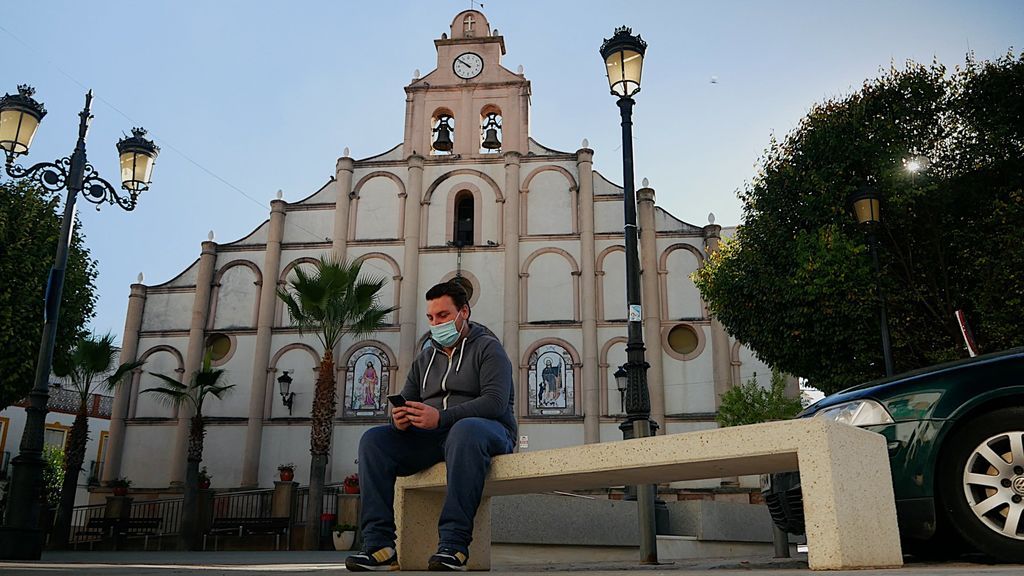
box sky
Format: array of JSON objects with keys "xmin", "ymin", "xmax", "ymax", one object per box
[{"xmin": 3, "ymin": 0, "xmax": 1022, "ymax": 344}]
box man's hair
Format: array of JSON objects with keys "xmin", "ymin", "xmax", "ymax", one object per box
[{"xmin": 425, "ymin": 280, "xmax": 469, "ymax": 310}]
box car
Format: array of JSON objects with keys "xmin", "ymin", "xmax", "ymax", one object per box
[{"xmin": 763, "ymin": 347, "xmax": 1024, "ymax": 562}]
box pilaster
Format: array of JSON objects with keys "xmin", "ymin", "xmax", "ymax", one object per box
[
  {"xmin": 333, "ymin": 156, "xmax": 355, "ymax": 257},
  {"xmin": 502, "ymin": 152, "xmax": 522, "ymax": 404},
  {"xmin": 102, "ymin": 282, "xmax": 147, "ymax": 483},
  {"xmin": 577, "ymin": 147, "xmax": 600, "ymax": 443},
  {"xmin": 637, "ymin": 187, "xmax": 665, "ymax": 431},
  {"xmin": 397, "ymin": 155, "xmax": 425, "ymax": 388},
  {"xmin": 241, "ymin": 199, "xmax": 287, "ymax": 487},
  {"xmin": 703, "ymin": 223, "xmax": 733, "ymax": 407}
]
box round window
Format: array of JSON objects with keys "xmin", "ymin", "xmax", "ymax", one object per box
[
  {"xmin": 667, "ymin": 324, "xmax": 699, "ymax": 356},
  {"xmin": 205, "ymin": 333, "xmax": 232, "ymax": 362},
  {"xmin": 451, "ymin": 276, "xmax": 475, "ymax": 302}
]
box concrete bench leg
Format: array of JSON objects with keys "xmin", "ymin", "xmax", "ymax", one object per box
[
  {"xmin": 798, "ymin": 426, "xmax": 904, "ymax": 570},
  {"xmin": 396, "ymin": 487, "xmax": 492, "ymax": 571}
]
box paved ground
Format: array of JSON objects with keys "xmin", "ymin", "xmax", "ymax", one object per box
[{"xmin": 1, "ymin": 551, "xmax": 1022, "ymax": 575}]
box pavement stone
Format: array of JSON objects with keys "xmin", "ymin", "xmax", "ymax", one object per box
[{"xmin": 0, "ymin": 551, "xmax": 1023, "ymax": 575}]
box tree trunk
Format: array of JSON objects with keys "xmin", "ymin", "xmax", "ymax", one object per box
[
  {"xmin": 303, "ymin": 351, "xmax": 336, "ymax": 550},
  {"xmin": 179, "ymin": 415, "xmax": 205, "ymax": 550},
  {"xmin": 51, "ymin": 405, "xmax": 89, "ymax": 549}
]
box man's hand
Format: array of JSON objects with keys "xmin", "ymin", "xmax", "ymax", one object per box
[
  {"xmin": 403, "ymin": 401, "xmax": 440, "ymax": 430},
  {"xmin": 391, "ymin": 406, "xmax": 413, "ymax": 431}
]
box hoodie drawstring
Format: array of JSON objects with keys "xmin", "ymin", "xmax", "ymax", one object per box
[
  {"xmin": 422, "ymin": 347, "xmax": 437, "ymax": 391},
  {"xmin": 456, "ymin": 337, "xmax": 467, "ymax": 373}
]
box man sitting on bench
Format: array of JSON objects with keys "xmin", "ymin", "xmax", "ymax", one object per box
[{"xmin": 346, "ymin": 281, "xmax": 517, "ymax": 572}]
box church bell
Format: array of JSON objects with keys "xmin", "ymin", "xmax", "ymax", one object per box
[
  {"xmin": 433, "ymin": 116, "xmax": 454, "ymax": 152},
  {"xmin": 481, "ymin": 113, "xmax": 502, "ymax": 150}
]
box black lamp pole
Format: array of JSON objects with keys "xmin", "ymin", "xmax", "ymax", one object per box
[
  {"xmin": 0, "ymin": 86, "xmax": 157, "ymax": 560},
  {"xmin": 601, "ymin": 26, "xmax": 658, "ymax": 565},
  {"xmin": 849, "ymin": 184, "xmax": 894, "ymax": 377}
]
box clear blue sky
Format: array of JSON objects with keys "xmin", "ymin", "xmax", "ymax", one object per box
[{"xmin": 3, "ymin": 0, "xmax": 1022, "ymax": 343}]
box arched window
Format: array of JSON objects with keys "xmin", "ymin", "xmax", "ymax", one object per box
[{"xmin": 454, "ymin": 191, "xmax": 474, "ymax": 246}]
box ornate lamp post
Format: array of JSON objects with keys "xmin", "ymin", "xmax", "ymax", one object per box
[
  {"xmin": 278, "ymin": 370, "xmax": 295, "ymax": 414},
  {"xmin": 600, "ymin": 27, "xmax": 658, "ymax": 564},
  {"xmin": 0, "ymin": 85, "xmax": 158, "ymax": 560},
  {"xmin": 849, "ymin": 184, "xmax": 894, "ymax": 377}
]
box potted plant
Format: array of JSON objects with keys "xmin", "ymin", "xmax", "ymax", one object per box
[
  {"xmin": 109, "ymin": 477, "xmax": 132, "ymax": 497},
  {"xmin": 198, "ymin": 466, "xmax": 212, "ymax": 490},
  {"xmin": 278, "ymin": 463, "xmax": 295, "ymax": 482},
  {"xmin": 332, "ymin": 523, "xmax": 358, "ymax": 550},
  {"xmin": 342, "ymin": 472, "xmax": 359, "ymax": 495}
]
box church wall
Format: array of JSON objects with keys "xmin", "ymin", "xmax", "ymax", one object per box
[
  {"xmin": 121, "ymin": 424, "xmax": 177, "ymax": 486},
  {"xmin": 211, "ymin": 263, "xmax": 259, "ymax": 330},
  {"xmin": 162, "ymin": 260, "xmax": 200, "ymax": 288},
  {"xmin": 303, "ymin": 179, "xmax": 340, "ymax": 204},
  {"xmin": 140, "ymin": 292, "xmax": 193, "ymax": 332},
  {"xmin": 523, "ymin": 165, "xmax": 576, "ymax": 236},
  {"xmin": 661, "ymin": 325, "xmax": 716, "ymax": 415},
  {"xmin": 422, "ymin": 167, "xmax": 504, "ymax": 247},
  {"xmin": 230, "ymin": 220, "xmax": 270, "ymax": 246},
  {"xmin": 331, "ymin": 423, "xmax": 372, "ymax": 485},
  {"xmin": 600, "ymin": 335, "xmax": 627, "ymax": 416},
  {"xmin": 347, "ymin": 248, "xmax": 403, "ymax": 325},
  {"xmin": 517, "ymin": 423, "xmax": 584, "ymax": 452},
  {"xmin": 594, "ymin": 198, "xmax": 625, "ymax": 234},
  {"xmin": 660, "ymin": 243, "xmax": 704, "ymax": 320},
  {"xmin": 197, "ymin": 424, "xmax": 248, "ymax": 487},
  {"xmin": 201, "ymin": 335, "xmax": 255, "ymax": 418},
  {"xmin": 134, "ymin": 339, "xmax": 187, "ymax": 419},
  {"xmin": 280, "ymin": 208, "xmax": 334, "ymax": 244}
]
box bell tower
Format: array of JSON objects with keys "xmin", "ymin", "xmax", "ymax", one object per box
[{"xmin": 403, "ymin": 10, "xmax": 531, "ymax": 157}]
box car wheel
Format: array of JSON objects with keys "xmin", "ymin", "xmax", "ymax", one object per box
[{"xmin": 939, "ymin": 406, "xmax": 1024, "ymax": 562}]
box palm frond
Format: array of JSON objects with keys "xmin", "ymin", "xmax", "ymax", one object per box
[
  {"xmin": 104, "ymin": 359, "xmax": 146, "ymax": 392},
  {"xmin": 139, "ymin": 386, "xmax": 190, "ymax": 409}
]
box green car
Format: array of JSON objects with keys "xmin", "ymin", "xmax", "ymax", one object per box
[{"xmin": 764, "ymin": 347, "xmax": 1024, "ymax": 562}]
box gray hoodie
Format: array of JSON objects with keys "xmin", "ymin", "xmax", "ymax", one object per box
[{"xmin": 399, "ymin": 321, "xmax": 517, "ymax": 440}]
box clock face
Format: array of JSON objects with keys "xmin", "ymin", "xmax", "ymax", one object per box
[{"xmin": 453, "ymin": 52, "xmax": 484, "ymax": 79}]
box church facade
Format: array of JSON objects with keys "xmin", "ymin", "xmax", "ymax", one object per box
[{"xmin": 101, "ymin": 10, "xmax": 774, "ymax": 492}]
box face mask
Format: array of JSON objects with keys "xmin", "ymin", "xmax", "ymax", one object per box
[{"xmin": 430, "ymin": 311, "xmax": 463, "ymax": 347}]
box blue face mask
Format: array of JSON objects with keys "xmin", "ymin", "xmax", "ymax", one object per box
[{"xmin": 430, "ymin": 311, "xmax": 463, "ymax": 347}]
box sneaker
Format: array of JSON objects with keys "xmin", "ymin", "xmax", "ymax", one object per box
[
  {"xmin": 427, "ymin": 546, "xmax": 468, "ymax": 571},
  {"xmin": 345, "ymin": 546, "xmax": 399, "ymax": 571}
]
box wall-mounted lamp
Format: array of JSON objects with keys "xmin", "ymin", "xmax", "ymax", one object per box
[
  {"xmin": 614, "ymin": 365, "xmax": 628, "ymax": 414},
  {"xmin": 277, "ymin": 370, "xmax": 295, "ymax": 414}
]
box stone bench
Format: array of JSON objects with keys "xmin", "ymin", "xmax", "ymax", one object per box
[{"xmin": 395, "ymin": 418, "xmax": 902, "ymax": 571}]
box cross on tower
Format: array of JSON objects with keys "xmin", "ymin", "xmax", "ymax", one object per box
[{"xmin": 463, "ymin": 15, "xmax": 475, "ymax": 36}]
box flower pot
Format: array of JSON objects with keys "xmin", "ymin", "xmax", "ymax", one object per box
[
  {"xmin": 343, "ymin": 484, "xmax": 359, "ymax": 495},
  {"xmin": 198, "ymin": 480, "xmax": 211, "ymax": 490},
  {"xmin": 333, "ymin": 530, "xmax": 356, "ymax": 551},
  {"xmin": 279, "ymin": 469, "xmax": 294, "ymax": 482},
  {"xmin": 112, "ymin": 486, "xmax": 128, "ymax": 497}
]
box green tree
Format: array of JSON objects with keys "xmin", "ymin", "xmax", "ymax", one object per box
[
  {"xmin": 41, "ymin": 444, "xmax": 65, "ymax": 509},
  {"xmin": 0, "ymin": 180, "xmax": 98, "ymax": 409},
  {"xmin": 694, "ymin": 52, "xmax": 1024, "ymax": 394},
  {"xmin": 144, "ymin": 354, "xmax": 234, "ymax": 550},
  {"xmin": 49, "ymin": 333, "xmax": 142, "ymax": 548},
  {"xmin": 716, "ymin": 370, "xmax": 803, "ymax": 428},
  {"xmin": 277, "ymin": 254, "xmax": 394, "ymax": 550}
]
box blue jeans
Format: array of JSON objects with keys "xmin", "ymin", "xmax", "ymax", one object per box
[{"xmin": 357, "ymin": 417, "xmax": 514, "ymax": 555}]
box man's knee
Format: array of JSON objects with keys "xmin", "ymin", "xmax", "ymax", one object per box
[
  {"xmin": 359, "ymin": 424, "xmax": 397, "ymax": 455},
  {"xmin": 446, "ymin": 418, "xmax": 501, "ymax": 453}
]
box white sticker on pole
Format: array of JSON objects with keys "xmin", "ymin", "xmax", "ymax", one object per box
[
  {"xmin": 628, "ymin": 305, "xmax": 642, "ymax": 322},
  {"xmin": 519, "ymin": 435, "xmax": 529, "ymax": 449}
]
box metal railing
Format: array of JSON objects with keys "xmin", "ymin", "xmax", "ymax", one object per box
[
  {"xmin": 292, "ymin": 484, "xmax": 340, "ymax": 525},
  {"xmin": 130, "ymin": 496, "xmax": 184, "ymax": 537},
  {"xmin": 211, "ymin": 488, "xmax": 275, "ymax": 518},
  {"xmin": 68, "ymin": 503, "xmax": 107, "ymax": 545}
]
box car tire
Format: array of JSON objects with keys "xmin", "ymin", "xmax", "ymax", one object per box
[{"xmin": 938, "ymin": 406, "xmax": 1024, "ymax": 563}]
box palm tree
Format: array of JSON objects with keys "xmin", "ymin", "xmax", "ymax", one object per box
[
  {"xmin": 144, "ymin": 352, "xmax": 234, "ymax": 550},
  {"xmin": 277, "ymin": 254, "xmax": 395, "ymax": 550},
  {"xmin": 50, "ymin": 333, "xmax": 142, "ymax": 548}
]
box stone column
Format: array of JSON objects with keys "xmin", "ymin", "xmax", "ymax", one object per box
[
  {"xmin": 333, "ymin": 155, "xmax": 355, "ymax": 257},
  {"xmin": 637, "ymin": 187, "xmax": 665, "ymax": 432},
  {"xmin": 102, "ymin": 282, "xmax": 147, "ymax": 483},
  {"xmin": 170, "ymin": 240, "xmax": 218, "ymax": 485},
  {"xmin": 576, "ymin": 147, "xmax": 601, "ymax": 443},
  {"xmin": 502, "ymin": 152, "xmax": 522, "ymax": 395},
  {"xmin": 396, "ymin": 155, "xmax": 425, "ymax": 388},
  {"xmin": 704, "ymin": 223, "xmax": 733, "ymax": 407},
  {"xmin": 240, "ymin": 199, "xmax": 287, "ymax": 487}
]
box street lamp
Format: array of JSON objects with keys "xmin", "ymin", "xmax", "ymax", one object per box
[
  {"xmin": 614, "ymin": 365, "xmax": 627, "ymax": 413},
  {"xmin": 278, "ymin": 370, "xmax": 295, "ymax": 414},
  {"xmin": 0, "ymin": 85, "xmax": 158, "ymax": 560},
  {"xmin": 849, "ymin": 184, "xmax": 894, "ymax": 377},
  {"xmin": 600, "ymin": 26, "xmax": 658, "ymax": 564}
]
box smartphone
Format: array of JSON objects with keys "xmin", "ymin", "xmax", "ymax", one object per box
[{"xmin": 387, "ymin": 394, "xmax": 407, "ymax": 407}]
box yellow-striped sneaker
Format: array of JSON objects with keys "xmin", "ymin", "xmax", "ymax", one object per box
[
  {"xmin": 345, "ymin": 546, "xmax": 399, "ymax": 571},
  {"xmin": 427, "ymin": 546, "xmax": 468, "ymax": 571}
]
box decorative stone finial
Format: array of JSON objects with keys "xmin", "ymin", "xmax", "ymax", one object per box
[
  {"xmin": 517, "ymin": 65, "xmax": 524, "ymax": 75},
  {"xmin": 641, "ymin": 177, "xmax": 649, "ymax": 188},
  {"xmin": 208, "ymin": 230, "xmax": 215, "ymax": 241},
  {"xmin": 493, "ymin": 28, "xmax": 499, "ymax": 36},
  {"xmin": 413, "ymin": 69, "xmax": 420, "ymax": 79},
  {"xmin": 442, "ymin": 32, "xmax": 448, "ymax": 40},
  {"xmin": 343, "ymin": 146, "xmax": 350, "ymax": 157},
  {"xmin": 137, "ymin": 272, "xmax": 144, "ymax": 283},
  {"xmin": 708, "ymin": 212, "xmax": 716, "ymax": 224},
  {"xmin": 581, "ymin": 138, "xmax": 589, "ymax": 148},
  {"xmin": 276, "ymin": 189, "xmax": 283, "ymax": 199}
]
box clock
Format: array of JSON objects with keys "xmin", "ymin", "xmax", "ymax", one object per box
[{"xmin": 453, "ymin": 52, "xmax": 484, "ymax": 79}]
